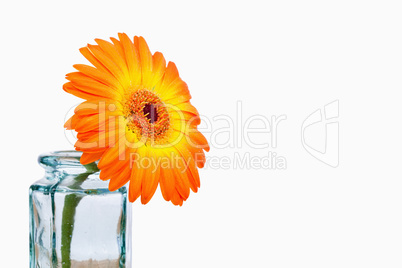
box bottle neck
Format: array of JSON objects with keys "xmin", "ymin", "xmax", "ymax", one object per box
[{"xmin": 39, "ymin": 151, "xmax": 99, "ymax": 176}]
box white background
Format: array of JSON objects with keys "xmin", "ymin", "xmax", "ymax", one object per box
[{"xmin": 1, "ymin": 1, "xmax": 402, "ymax": 267}]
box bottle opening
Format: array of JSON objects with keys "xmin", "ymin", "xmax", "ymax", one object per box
[{"xmin": 38, "ymin": 151, "xmax": 94, "ymax": 172}]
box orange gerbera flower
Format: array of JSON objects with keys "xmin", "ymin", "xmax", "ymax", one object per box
[{"xmin": 64, "ymin": 33, "xmax": 209, "ymax": 206}]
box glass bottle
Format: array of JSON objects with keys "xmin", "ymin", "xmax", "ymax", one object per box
[{"xmin": 29, "ymin": 151, "xmax": 132, "ymax": 267}]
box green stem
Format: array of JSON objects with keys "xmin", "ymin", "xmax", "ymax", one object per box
[
  {"xmin": 61, "ymin": 194, "xmax": 83, "ymax": 267},
  {"xmin": 60, "ymin": 162, "xmax": 99, "ymax": 267}
]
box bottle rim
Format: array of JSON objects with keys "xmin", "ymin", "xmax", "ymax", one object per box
[{"xmin": 38, "ymin": 150, "xmax": 88, "ymax": 170}]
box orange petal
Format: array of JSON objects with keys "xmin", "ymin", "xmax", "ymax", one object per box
[
  {"xmin": 77, "ymin": 130, "xmax": 101, "ymax": 141},
  {"xmin": 175, "ymin": 102, "xmax": 199, "ymax": 116},
  {"xmin": 151, "ymin": 52, "xmax": 167, "ymax": 88},
  {"xmin": 79, "ymin": 46, "xmax": 110, "ymax": 75},
  {"xmin": 129, "ymin": 167, "xmax": 142, "ymax": 203},
  {"xmin": 173, "ymin": 144, "xmax": 199, "ymax": 191},
  {"xmin": 73, "ymin": 64, "xmax": 122, "ymax": 92},
  {"xmin": 186, "ymin": 129, "xmax": 210, "ymax": 152},
  {"xmin": 194, "ymin": 131, "xmax": 210, "ymax": 152},
  {"xmin": 159, "ymin": 160, "xmax": 175, "ymax": 201},
  {"xmin": 161, "ymin": 61, "xmax": 179, "ymax": 88},
  {"xmin": 170, "ymin": 153, "xmax": 190, "ymax": 200},
  {"xmin": 63, "ymin": 82, "xmax": 114, "ymax": 101},
  {"xmin": 80, "ymin": 151, "xmax": 104, "ymax": 165},
  {"xmin": 141, "ymin": 150, "xmax": 160, "ymax": 204},
  {"xmin": 171, "ymin": 190, "xmax": 184, "ymax": 206},
  {"xmin": 98, "ymin": 139, "xmax": 131, "ymax": 169},
  {"xmin": 64, "ymin": 116, "xmax": 73, "ymax": 130},
  {"xmin": 137, "ymin": 36, "xmax": 153, "ymax": 87},
  {"xmin": 87, "ymin": 44, "xmax": 129, "ymax": 89},
  {"xmin": 187, "ymin": 157, "xmax": 201, "ymax": 188},
  {"xmin": 74, "ymin": 100, "xmax": 123, "ymax": 117},
  {"xmin": 73, "ymin": 114, "xmax": 117, "ymax": 132},
  {"xmin": 99, "ymin": 156, "xmax": 129, "ymax": 181},
  {"xmin": 110, "ymin": 37, "xmax": 125, "ymax": 60},
  {"xmin": 109, "ymin": 166, "xmax": 131, "ymax": 192},
  {"xmin": 66, "ymin": 72, "xmax": 123, "ymax": 101},
  {"xmin": 118, "ymin": 33, "xmax": 141, "ymax": 85},
  {"xmin": 162, "ymin": 78, "xmax": 191, "ymax": 104},
  {"xmin": 95, "ymin": 38, "xmax": 129, "ymax": 80}
]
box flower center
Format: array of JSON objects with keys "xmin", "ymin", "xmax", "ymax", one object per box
[
  {"xmin": 124, "ymin": 89, "xmax": 170, "ymax": 143},
  {"xmin": 143, "ymin": 103, "xmax": 158, "ymax": 123}
]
